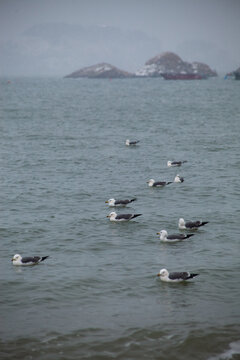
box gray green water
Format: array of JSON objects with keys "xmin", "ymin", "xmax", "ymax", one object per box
[{"xmin": 0, "ymin": 77, "xmax": 240, "ymax": 359}]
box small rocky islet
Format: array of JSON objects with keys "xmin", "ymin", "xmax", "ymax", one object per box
[{"xmin": 225, "ymin": 66, "xmax": 240, "ymax": 80}]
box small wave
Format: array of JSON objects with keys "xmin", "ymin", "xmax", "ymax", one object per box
[
  {"xmin": 1, "ymin": 325, "xmax": 239, "ymax": 360},
  {"xmin": 208, "ymin": 340, "xmax": 240, "ymax": 360}
]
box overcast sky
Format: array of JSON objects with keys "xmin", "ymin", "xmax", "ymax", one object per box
[{"xmin": 0, "ymin": 0, "xmax": 239, "ymax": 75}]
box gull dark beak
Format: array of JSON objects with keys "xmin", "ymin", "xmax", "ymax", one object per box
[
  {"xmin": 105, "ymin": 201, "xmax": 108, "ymax": 203},
  {"xmin": 156, "ymin": 232, "xmax": 160, "ymax": 235},
  {"xmin": 157, "ymin": 273, "xmax": 161, "ymax": 277}
]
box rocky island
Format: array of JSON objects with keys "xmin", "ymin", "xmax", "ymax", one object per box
[
  {"xmin": 64, "ymin": 52, "xmax": 217, "ymax": 80},
  {"xmin": 136, "ymin": 52, "xmax": 217, "ymax": 79},
  {"xmin": 234, "ymin": 67, "xmax": 240, "ymax": 79},
  {"xmin": 231, "ymin": 66, "xmax": 240, "ymax": 80},
  {"xmin": 64, "ymin": 63, "xmax": 135, "ymax": 79},
  {"xmin": 225, "ymin": 65, "xmax": 240, "ymax": 80}
]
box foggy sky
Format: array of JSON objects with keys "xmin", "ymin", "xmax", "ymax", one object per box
[{"xmin": 0, "ymin": 0, "xmax": 239, "ymax": 76}]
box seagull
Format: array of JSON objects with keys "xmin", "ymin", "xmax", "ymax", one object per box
[
  {"xmin": 147, "ymin": 179, "xmax": 172, "ymax": 187},
  {"xmin": 125, "ymin": 139, "xmax": 140, "ymax": 146},
  {"xmin": 178, "ymin": 218, "xmax": 209, "ymax": 230},
  {"xmin": 156, "ymin": 230, "xmax": 194, "ymax": 242},
  {"xmin": 107, "ymin": 211, "xmax": 142, "ymax": 221},
  {"xmin": 105, "ymin": 198, "xmax": 137, "ymax": 207},
  {"xmin": 11, "ymin": 254, "xmax": 49, "ymax": 266},
  {"xmin": 167, "ymin": 160, "xmax": 187, "ymax": 167},
  {"xmin": 174, "ymin": 174, "xmax": 184, "ymax": 183},
  {"xmin": 157, "ymin": 268, "xmax": 199, "ymax": 282}
]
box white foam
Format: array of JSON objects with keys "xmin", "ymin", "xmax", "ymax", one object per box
[{"xmin": 208, "ymin": 340, "xmax": 240, "ymax": 360}]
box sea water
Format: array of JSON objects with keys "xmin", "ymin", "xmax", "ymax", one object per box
[{"xmin": 0, "ymin": 77, "xmax": 240, "ymax": 359}]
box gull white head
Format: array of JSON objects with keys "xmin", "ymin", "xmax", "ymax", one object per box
[
  {"xmin": 157, "ymin": 230, "xmax": 168, "ymax": 241},
  {"xmin": 157, "ymin": 268, "xmax": 169, "ymax": 278},
  {"xmin": 105, "ymin": 198, "xmax": 115, "ymax": 206},
  {"xmin": 178, "ymin": 218, "xmax": 186, "ymax": 229},
  {"xmin": 167, "ymin": 161, "xmax": 172, "ymax": 167},
  {"xmin": 11, "ymin": 254, "xmax": 22, "ymax": 265},
  {"xmin": 107, "ymin": 212, "xmax": 117, "ymax": 220},
  {"xmin": 174, "ymin": 175, "xmax": 182, "ymax": 183},
  {"xmin": 125, "ymin": 139, "xmax": 130, "ymax": 146},
  {"xmin": 147, "ymin": 179, "xmax": 155, "ymax": 187}
]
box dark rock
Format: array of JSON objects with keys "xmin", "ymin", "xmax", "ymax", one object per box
[
  {"xmin": 233, "ymin": 66, "xmax": 240, "ymax": 80},
  {"xmin": 225, "ymin": 66, "xmax": 240, "ymax": 79}
]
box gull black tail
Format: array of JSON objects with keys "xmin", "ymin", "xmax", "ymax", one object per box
[
  {"xmin": 187, "ymin": 273, "xmax": 199, "ymax": 279},
  {"xmin": 186, "ymin": 234, "xmax": 195, "ymax": 239},
  {"xmin": 132, "ymin": 214, "xmax": 142, "ymax": 219},
  {"xmin": 200, "ymin": 221, "xmax": 209, "ymax": 227},
  {"xmin": 41, "ymin": 256, "xmax": 49, "ymax": 262}
]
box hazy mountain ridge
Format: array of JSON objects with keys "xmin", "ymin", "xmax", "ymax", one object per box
[
  {"xmin": 0, "ymin": 23, "xmax": 162, "ymax": 76},
  {"xmin": 0, "ymin": 22, "xmax": 235, "ymax": 76}
]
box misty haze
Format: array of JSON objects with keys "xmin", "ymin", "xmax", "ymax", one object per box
[{"xmin": 0, "ymin": 0, "xmax": 239, "ymax": 76}]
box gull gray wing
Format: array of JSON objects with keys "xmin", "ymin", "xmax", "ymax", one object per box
[{"xmin": 21, "ymin": 256, "xmax": 41, "ymax": 264}]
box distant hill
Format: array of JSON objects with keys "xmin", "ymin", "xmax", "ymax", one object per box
[
  {"xmin": 65, "ymin": 52, "xmax": 217, "ymax": 80},
  {"xmin": 136, "ymin": 52, "xmax": 217, "ymax": 78},
  {"xmin": 65, "ymin": 63, "xmax": 135, "ymax": 79}
]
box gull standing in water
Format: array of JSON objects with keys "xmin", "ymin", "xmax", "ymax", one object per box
[
  {"xmin": 157, "ymin": 230, "xmax": 194, "ymax": 242},
  {"xmin": 167, "ymin": 160, "xmax": 187, "ymax": 167},
  {"xmin": 125, "ymin": 139, "xmax": 140, "ymax": 146},
  {"xmin": 174, "ymin": 174, "xmax": 184, "ymax": 183},
  {"xmin": 147, "ymin": 179, "xmax": 172, "ymax": 187},
  {"xmin": 105, "ymin": 198, "xmax": 137, "ymax": 207},
  {"xmin": 157, "ymin": 268, "xmax": 199, "ymax": 282},
  {"xmin": 107, "ymin": 212, "xmax": 142, "ymax": 222},
  {"xmin": 11, "ymin": 254, "xmax": 49, "ymax": 266},
  {"xmin": 178, "ymin": 218, "xmax": 209, "ymax": 230}
]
